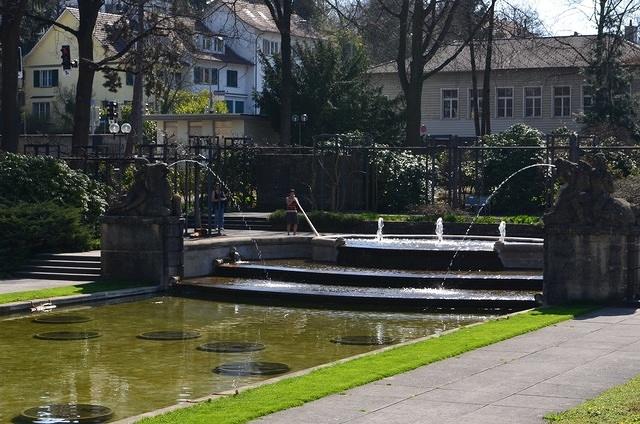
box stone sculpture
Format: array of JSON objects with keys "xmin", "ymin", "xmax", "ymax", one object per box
[
  {"xmin": 544, "ymin": 153, "xmax": 634, "ymax": 226},
  {"xmin": 106, "ymin": 162, "xmax": 181, "ymax": 217}
]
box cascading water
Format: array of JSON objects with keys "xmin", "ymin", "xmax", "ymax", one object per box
[
  {"xmin": 499, "ymin": 221, "xmax": 506, "ymax": 243},
  {"xmin": 375, "ymin": 217, "xmax": 384, "ymax": 242},
  {"xmin": 435, "ymin": 217, "xmax": 444, "ymax": 243},
  {"xmin": 439, "ymin": 163, "xmax": 555, "ymax": 284}
]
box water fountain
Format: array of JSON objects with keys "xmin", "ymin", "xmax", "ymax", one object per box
[
  {"xmin": 435, "ymin": 217, "xmax": 444, "ymax": 242},
  {"xmin": 184, "ymin": 163, "xmax": 554, "ymax": 312},
  {"xmin": 375, "ymin": 217, "xmax": 384, "ymax": 242}
]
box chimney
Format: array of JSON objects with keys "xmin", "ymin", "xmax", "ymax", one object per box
[{"xmin": 625, "ymin": 19, "xmax": 638, "ymax": 43}]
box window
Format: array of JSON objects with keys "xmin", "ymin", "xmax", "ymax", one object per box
[
  {"xmin": 496, "ymin": 87, "xmax": 513, "ymax": 118},
  {"xmin": 202, "ymin": 36, "xmax": 212, "ymax": 50},
  {"xmin": 225, "ymin": 100, "xmax": 246, "ymax": 114},
  {"xmin": 32, "ymin": 69, "xmax": 58, "ymax": 88},
  {"xmin": 468, "ymin": 88, "xmax": 483, "ymax": 119},
  {"xmin": 554, "ymin": 86, "xmax": 571, "ymax": 117},
  {"xmin": 583, "ymin": 85, "xmax": 594, "ymax": 112},
  {"xmin": 523, "ymin": 86, "xmax": 542, "ymax": 117},
  {"xmin": 262, "ymin": 39, "xmax": 280, "ymax": 55},
  {"xmin": 32, "ymin": 102, "xmax": 51, "ymax": 120},
  {"xmin": 213, "ymin": 37, "xmax": 224, "ymax": 53},
  {"xmin": 194, "ymin": 67, "xmax": 218, "ymax": 85},
  {"xmin": 442, "ymin": 89, "xmax": 458, "ymax": 119},
  {"xmin": 126, "ymin": 72, "xmax": 135, "ymax": 86},
  {"xmin": 227, "ymin": 70, "xmax": 238, "ymax": 88},
  {"xmin": 194, "ymin": 67, "xmax": 202, "ymax": 84}
]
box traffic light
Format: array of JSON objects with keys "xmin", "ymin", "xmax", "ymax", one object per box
[
  {"xmin": 105, "ymin": 101, "xmax": 119, "ymax": 120},
  {"xmin": 61, "ymin": 45, "xmax": 71, "ymax": 70}
]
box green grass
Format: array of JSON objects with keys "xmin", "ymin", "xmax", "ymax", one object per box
[
  {"xmin": 546, "ymin": 374, "xmax": 640, "ymax": 423},
  {"xmin": 0, "ymin": 280, "xmax": 154, "ymax": 305},
  {"xmin": 140, "ymin": 305, "xmax": 595, "ymax": 424}
]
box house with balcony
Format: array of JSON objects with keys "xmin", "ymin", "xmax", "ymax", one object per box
[
  {"xmin": 23, "ymin": 1, "xmax": 317, "ymax": 142},
  {"xmin": 22, "ymin": 8, "xmax": 132, "ymax": 134},
  {"xmin": 369, "ymin": 34, "xmax": 640, "ymax": 137}
]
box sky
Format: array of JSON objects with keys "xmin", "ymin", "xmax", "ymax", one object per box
[{"xmin": 517, "ymin": 0, "xmax": 597, "ymax": 36}]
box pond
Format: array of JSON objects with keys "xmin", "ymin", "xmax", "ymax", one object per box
[{"xmin": 0, "ymin": 296, "xmax": 489, "ymax": 422}]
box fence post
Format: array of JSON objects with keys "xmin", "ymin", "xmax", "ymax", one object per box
[
  {"xmin": 451, "ymin": 136, "xmax": 460, "ymax": 208},
  {"xmin": 569, "ymin": 133, "xmax": 579, "ymax": 162}
]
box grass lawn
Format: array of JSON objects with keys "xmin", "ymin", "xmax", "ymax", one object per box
[
  {"xmin": 546, "ymin": 374, "xmax": 640, "ymax": 423},
  {"xmin": 140, "ymin": 305, "xmax": 594, "ymax": 424},
  {"xmin": 0, "ymin": 280, "xmax": 154, "ymax": 305}
]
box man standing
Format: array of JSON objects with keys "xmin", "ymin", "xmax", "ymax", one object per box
[
  {"xmin": 285, "ymin": 189, "xmax": 299, "ymax": 235},
  {"xmin": 212, "ymin": 183, "xmax": 227, "ymax": 235}
]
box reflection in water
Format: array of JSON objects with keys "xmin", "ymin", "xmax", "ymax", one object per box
[{"xmin": 0, "ymin": 297, "xmax": 487, "ymax": 422}]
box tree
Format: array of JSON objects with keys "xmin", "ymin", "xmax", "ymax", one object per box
[
  {"xmin": 1, "ymin": 0, "xmax": 28, "ymax": 153},
  {"xmin": 389, "ymin": 0, "xmax": 490, "ymax": 145},
  {"xmin": 25, "ymin": 1, "xmax": 179, "ymax": 152},
  {"xmin": 261, "ymin": 0, "xmax": 295, "ymax": 145},
  {"xmin": 581, "ymin": 0, "xmax": 640, "ymax": 140},
  {"xmin": 257, "ymin": 32, "xmax": 402, "ymax": 143}
]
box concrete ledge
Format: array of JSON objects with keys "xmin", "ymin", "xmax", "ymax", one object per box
[
  {"xmin": 0, "ymin": 286, "xmax": 161, "ymax": 316},
  {"xmin": 184, "ymin": 236, "xmax": 315, "ymax": 277},
  {"xmin": 494, "ymin": 241, "xmax": 544, "ymax": 269}
]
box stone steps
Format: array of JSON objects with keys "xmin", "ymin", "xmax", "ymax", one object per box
[{"xmin": 15, "ymin": 253, "xmax": 101, "ymax": 281}]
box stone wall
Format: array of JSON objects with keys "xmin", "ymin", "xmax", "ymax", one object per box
[{"xmin": 101, "ymin": 216, "xmax": 184, "ymax": 287}]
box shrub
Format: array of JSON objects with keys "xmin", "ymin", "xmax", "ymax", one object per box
[
  {"xmin": 482, "ymin": 124, "xmax": 547, "ymax": 214},
  {"xmin": 0, "ymin": 153, "xmax": 107, "ymax": 229},
  {"xmin": 372, "ymin": 149, "xmax": 428, "ymax": 212},
  {"xmin": 615, "ymin": 175, "xmax": 640, "ymax": 205},
  {"xmin": 269, "ymin": 210, "xmax": 366, "ymax": 232},
  {"xmin": 0, "ymin": 202, "xmax": 93, "ymax": 273}
]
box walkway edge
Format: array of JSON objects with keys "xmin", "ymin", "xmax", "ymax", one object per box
[{"xmin": 0, "ymin": 286, "xmax": 161, "ymax": 315}]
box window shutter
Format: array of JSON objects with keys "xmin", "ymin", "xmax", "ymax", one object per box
[
  {"xmin": 212, "ymin": 68, "xmax": 218, "ymax": 85},
  {"xmin": 33, "ymin": 70, "xmax": 40, "ymax": 87},
  {"xmin": 194, "ymin": 67, "xmax": 201, "ymax": 84},
  {"xmin": 52, "ymin": 70, "xmax": 59, "ymax": 87}
]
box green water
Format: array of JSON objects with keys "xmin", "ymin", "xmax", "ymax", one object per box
[{"xmin": 0, "ymin": 296, "xmax": 487, "ymax": 422}]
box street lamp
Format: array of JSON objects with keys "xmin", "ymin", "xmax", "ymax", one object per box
[
  {"xmin": 291, "ymin": 113, "xmax": 308, "ymax": 145},
  {"xmin": 109, "ymin": 121, "xmax": 131, "ymax": 156}
]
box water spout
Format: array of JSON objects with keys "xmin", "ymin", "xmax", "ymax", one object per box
[
  {"xmin": 435, "ymin": 217, "xmax": 444, "ymax": 243},
  {"xmin": 498, "ymin": 220, "xmax": 506, "ymax": 243},
  {"xmin": 376, "ymin": 217, "xmax": 384, "ymax": 242}
]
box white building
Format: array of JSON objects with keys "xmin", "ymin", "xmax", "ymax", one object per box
[{"xmin": 194, "ymin": 0, "xmax": 317, "ymax": 115}]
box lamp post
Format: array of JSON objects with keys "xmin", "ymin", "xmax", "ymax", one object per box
[
  {"xmin": 291, "ymin": 113, "xmax": 308, "ymax": 145},
  {"xmin": 110, "ymin": 121, "xmax": 132, "ymax": 157}
]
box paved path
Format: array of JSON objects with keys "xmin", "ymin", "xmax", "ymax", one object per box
[{"xmin": 254, "ymin": 307, "xmax": 640, "ymax": 424}]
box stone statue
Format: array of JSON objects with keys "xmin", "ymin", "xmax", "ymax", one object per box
[
  {"xmin": 544, "ymin": 153, "xmax": 634, "ymax": 226},
  {"xmin": 107, "ymin": 162, "xmax": 180, "ymax": 217}
]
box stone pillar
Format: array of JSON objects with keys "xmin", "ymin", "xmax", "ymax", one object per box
[
  {"xmin": 101, "ymin": 216, "xmax": 184, "ymax": 288},
  {"xmin": 543, "ymin": 225, "xmax": 633, "ymax": 304}
]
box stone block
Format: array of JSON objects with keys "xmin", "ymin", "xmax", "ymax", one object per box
[{"xmin": 544, "ymin": 227, "xmax": 633, "ymax": 304}]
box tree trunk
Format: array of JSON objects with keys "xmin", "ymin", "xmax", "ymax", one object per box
[
  {"xmin": 469, "ymin": 41, "xmax": 481, "ymax": 137},
  {"xmin": 71, "ymin": 3, "xmax": 101, "ymax": 153},
  {"xmin": 279, "ymin": 26, "xmax": 292, "ymax": 145},
  {"xmin": 1, "ymin": 0, "xmax": 27, "ymax": 153},
  {"xmin": 480, "ymin": 3, "xmax": 495, "ymax": 136},
  {"xmin": 405, "ymin": 79, "xmax": 424, "ymax": 146},
  {"xmin": 125, "ymin": 0, "xmax": 145, "ymax": 157}
]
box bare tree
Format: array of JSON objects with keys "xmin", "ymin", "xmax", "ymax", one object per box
[
  {"xmin": 261, "ymin": 0, "xmax": 294, "ymax": 145},
  {"xmin": 390, "ymin": 0, "xmax": 491, "ymax": 145},
  {"xmin": 26, "ymin": 1, "xmax": 179, "ymax": 152}
]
